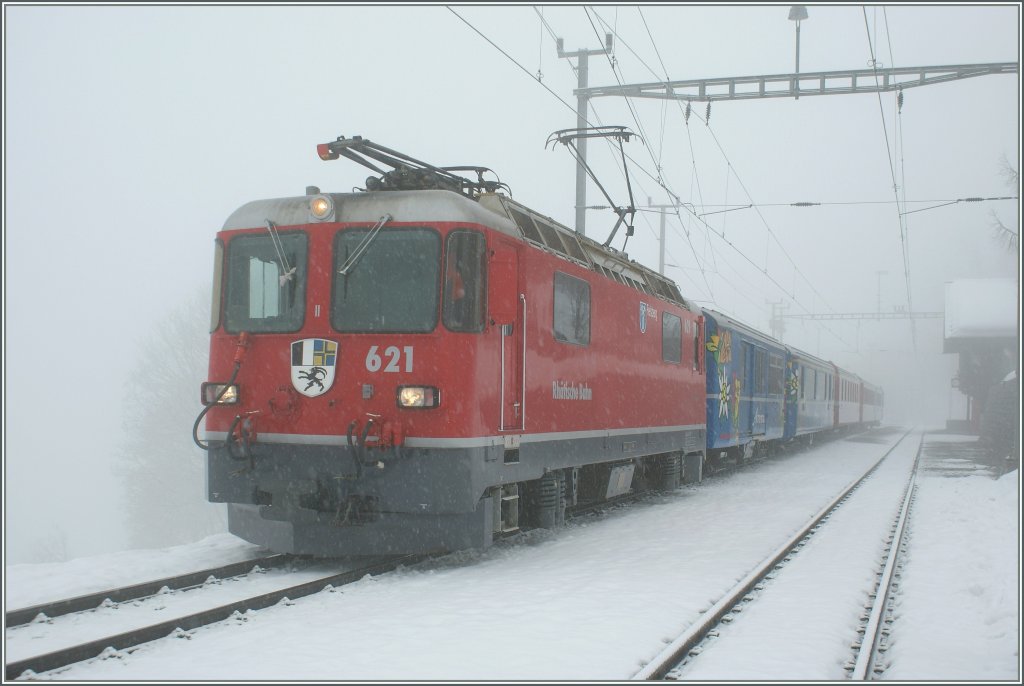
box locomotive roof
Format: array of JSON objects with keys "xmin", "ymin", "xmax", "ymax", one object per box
[
  {"xmin": 222, "ymin": 188, "xmax": 694, "ymax": 312},
  {"xmin": 222, "ymin": 189, "xmax": 518, "ymax": 234}
]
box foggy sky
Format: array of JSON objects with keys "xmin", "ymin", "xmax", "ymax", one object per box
[{"xmin": 4, "ymin": 4, "xmax": 1020, "ymax": 563}]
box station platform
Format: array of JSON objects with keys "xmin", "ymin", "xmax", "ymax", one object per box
[{"xmin": 920, "ymin": 430, "xmax": 1019, "ymax": 478}]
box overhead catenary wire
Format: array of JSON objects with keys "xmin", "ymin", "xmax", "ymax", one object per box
[
  {"xmin": 453, "ymin": 6, "xmax": 856, "ymax": 349},
  {"xmin": 535, "ymin": 5, "xmax": 545, "ymax": 81},
  {"xmin": 540, "ymin": 7, "xmax": 724, "ymax": 304},
  {"xmin": 886, "ymin": 6, "xmax": 920, "ymax": 354},
  {"xmin": 586, "ymin": 6, "xmax": 857, "ymax": 349},
  {"xmin": 448, "ymin": 7, "xmax": 580, "ymax": 121},
  {"xmin": 585, "ymin": 7, "xmax": 719, "ymax": 300},
  {"xmin": 864, "ymin": 6, "xmax": 916, "ymax": 351},
  {"xmin": 460, "ymin": 5, "xmax": 707, "ymax": 301},
  {"xmin": 679, "ymin": 196, "xmax": 1018, "ymax": 211},
  {"xmin": 593, "ymin": 6, "xmax": 858, "ymax": 348}
]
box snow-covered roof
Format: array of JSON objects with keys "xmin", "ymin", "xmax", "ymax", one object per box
[{"xmin": 943, "ymin": 278, "xmax": 1019, "ymax": 340}]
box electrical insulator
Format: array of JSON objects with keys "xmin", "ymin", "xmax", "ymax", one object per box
[
  {"xmin": 897, "ymin": 90, "xmax": 904, "ymax": 112},
  {"xmin": 706, "ymin": 102, "xmax": 711, "ymax": 124},
  {"xmin": 684, "ymin": 102, "xmax": 691, "ymax": 124}
]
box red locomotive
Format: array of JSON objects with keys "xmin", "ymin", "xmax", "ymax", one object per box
[{"xmin": 196, "ymin": 136, "xmax": 707, "ymax": 555}]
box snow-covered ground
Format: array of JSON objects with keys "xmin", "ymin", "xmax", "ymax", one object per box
[{"xmin": 4, "ymin": 429, "xmax": 1019, "ymax": 680}]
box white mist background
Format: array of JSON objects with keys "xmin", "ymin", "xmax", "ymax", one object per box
[{"xmin": 4, "ymin": 5, "xmax": 1018, "ymax": 563}]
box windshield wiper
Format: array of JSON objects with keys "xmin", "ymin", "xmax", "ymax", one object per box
[
  {"xmin": 265, "ymin": 219, "xmax": 297, "ymax": 286},
  {"xmin": 338, "ymin": 214, "xmax": 392, "ymax": 275}
]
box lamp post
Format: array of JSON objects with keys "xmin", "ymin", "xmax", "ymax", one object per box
[{"xmin": 788, "ymin": 5, "xmax": 808, "ymax": 99}]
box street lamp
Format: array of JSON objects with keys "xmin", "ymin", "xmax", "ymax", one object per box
[{"xmin": 788, "ymin": 5, "xmax": 808, "ymax": 99}]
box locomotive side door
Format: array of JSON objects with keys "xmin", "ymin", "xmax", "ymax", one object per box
[{"xmin": 489, "ymin": 240, "xmax": 523, "ymax": 431}]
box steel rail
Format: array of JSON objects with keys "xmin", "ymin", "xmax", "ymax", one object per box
[
  {"xmin": 5, "ymin": 554, "xmax": 295, "ymax": 628},
  {"xmin": 633, "ymin": 428, "xmax": 913, "ymax": 680},
  {"xmin": 5, "ymin": 554, "xmax": 424, "ymax": 680},
  {"xmin": 850, "ymin": 435, "xmax": 922, "ymax": 679}
]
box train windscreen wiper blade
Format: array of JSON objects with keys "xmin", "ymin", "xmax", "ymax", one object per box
[
  {"xmin": 265, "ymin": 219, "xmax": 297, "ymax": 286},
  {"xmin": 338, "ymin": 214, "xmax": 392, "ymax": 275}
]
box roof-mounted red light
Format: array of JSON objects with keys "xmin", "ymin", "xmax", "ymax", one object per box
[{"xmin": 317, "ymin": 143, "xmax": 339, "ymax": 161}]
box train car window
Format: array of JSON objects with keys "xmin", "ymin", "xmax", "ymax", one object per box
[
  {"xmin": 553, "ymin": 271, "xmax": 591, "ymax": 346},
  {"xmin": 443, "ymin": 230, "xmax": 487, "ymax": 333},
  {"xmin": 662, "ymin": 312, "xmax": 682, "ymax": 364},
  {"xmin": 332, "ymin": 227, "xmax": 440, "ymax": 333},
  {"xmin": 754, "ymin": 349, "xmax": 767, "ymax": 394},
  {"xmin": 224, "ymin": 232, "xmax": 307, "ymax": 333},
  {"xmin": 736, "ymin": 341, "xmax": 748, "ymax": 383}
]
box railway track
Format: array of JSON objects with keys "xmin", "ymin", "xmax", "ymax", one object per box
[
  {"xmin": 7, "ymin": 429, "xmax": 894, "ymax": 681},
  {"xmin": 847, "ymin": 437, "xmax": 919, "ymax": 679},
  {"xmin": 5, "ymin": 553, "xmax": 296, "ymax": 628},
  {"xmin": 633, "ymin": 428, "xmax": 920, "ymax": 680},
  {"xmin": 5, "ymin": 554, "xmax": 424, "ymax": 680}
]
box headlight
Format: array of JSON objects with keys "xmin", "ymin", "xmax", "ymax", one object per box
[
  {"xmin": 397, "ymin": 386, "xmax": 440, "ymax": 409},
  {"xmin": 201, "ymin": 382, "xmax": 239, "ymax": 406},
  {"xmin": 309, "ymin": 194, "xmax": 334, "ymax": 221}
]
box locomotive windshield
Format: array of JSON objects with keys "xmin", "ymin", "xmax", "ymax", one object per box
[
  {"xmin": 332, "ymin": 227, "xmax": 440, "ymax": 333},
  {"xmin": 223, "ymin": 232, "xmax": 308, "ymax": 333}
]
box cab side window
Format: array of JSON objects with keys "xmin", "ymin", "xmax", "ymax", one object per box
[{"xmin": 443, "ymin": 230, "xmax": 487, "ymax": 332}]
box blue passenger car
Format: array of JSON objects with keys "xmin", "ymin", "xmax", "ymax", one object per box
[
  {"xmin": 703, "ymin": 309, "xmax": 787, "ymax": 459},
  {"xmin": 784, "ymin": 346, "xmax": 835, "ymax": 441}
]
